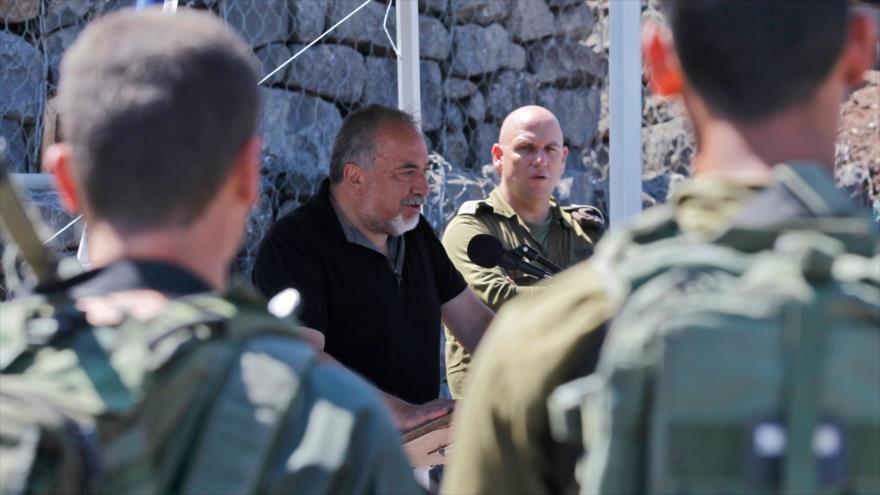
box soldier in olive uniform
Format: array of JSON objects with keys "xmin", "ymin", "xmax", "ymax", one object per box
[
  {"xmin": 0, "ymin": 10, "xmax": 420, "ymax": 494},
  {"xmin": 441, "ymin": 1, "xmax": 877, "ymax": 494},
  {"xmin": 441, "ymin": 106, "xmax": 603, "ymax": 399}
]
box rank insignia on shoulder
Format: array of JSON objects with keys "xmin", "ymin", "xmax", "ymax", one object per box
[
  {"xmin": 563, "ymin": 205, "xmax": 606, "ymax": 234},
  {"xmin": 457, "ymin": 200, "xmax": 492, "ymax": 216}
]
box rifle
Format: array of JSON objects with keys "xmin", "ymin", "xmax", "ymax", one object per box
[{"xmin": 0, "ymin": 143, "xmax": 60, "ymax": 287}]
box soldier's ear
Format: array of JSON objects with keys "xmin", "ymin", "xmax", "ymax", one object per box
[
  {"xmin": 644, "ymin": 23, "xmax": 683, "ymax": 96},
  {"xmin": 491, "ymin": 143, "xmax": 503, "ymax": 173},
  {"xmin": 232, "ymin": 135, "xmax": 261, "ymax": 205},
  {"xmin": 840, "ymin": 9, "xmax": 878, "ymax": 86},
  {"xmin": 44, "ymin": 143, "xmax": 80, "ymax": 214}
]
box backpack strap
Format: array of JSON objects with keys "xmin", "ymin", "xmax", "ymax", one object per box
[
  {"xmin": 149, "ymin": 289, "xmax": 317, "ymax": 495},
  {"xmin": 780, "ymin": 299, "xmax": 827, "ymax": 495},
  {"xmin": 177, "ymin": 334, "xmax": 317, "ymax": 494},
  {"xmin": 777, "ymin": 233, "xmax": 835, "ymax": 494}
]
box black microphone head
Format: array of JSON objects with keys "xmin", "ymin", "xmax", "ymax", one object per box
[{"xmin": 467, "ymin": 234, "xmax": 504, "ymax": 269}]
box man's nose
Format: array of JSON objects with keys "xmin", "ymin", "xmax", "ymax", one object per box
[
  {"xmin": 532, "ymin": 150, "xmax": 548, "ymax": 168},
  {"xmin": 412, "ymin": 170, "xmax": 429, "ymax": 195}
]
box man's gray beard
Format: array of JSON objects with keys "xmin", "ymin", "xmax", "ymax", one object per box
[
  {"xmin": 363, "ymin": 200, "xmax": 420, "ymax": 237},
  {"xmin": 387, "ymin": 210, "xmax": 420, "ymax": 235}
]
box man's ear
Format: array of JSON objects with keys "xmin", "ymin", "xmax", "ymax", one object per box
[
  {"xmin": 342, "ymin": 162, "xmax": 366, "ymax": 191},
  {"xmin": 643, "ymin": 23, "xmax": 683, "ymax": 96},
  {"xmin": 491, "ymin": 143, "xmax": 503, "ymax": 174},
  {"xmin": 232, "ymin": 135, "xmax": 261, "ymax": 204},
  {"xmin": 43, "ymin": 143, "xmax": 80, "ymax": 214},
  {"xmin": 841, "ymin": 9, "xmax": 878, "ymax": 86}
]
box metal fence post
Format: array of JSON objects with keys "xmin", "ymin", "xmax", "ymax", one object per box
[
  {"xmin": 396, "ymin": 0, "xmax": 421, "ymax": 129},
  {"xmin": 609, "ymin": 0, "xmax": 643, "ymax": 225}
]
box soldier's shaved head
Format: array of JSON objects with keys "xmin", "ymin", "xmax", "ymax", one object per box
[
  {"xmin": 492, "ymin": 105, "xmax": 568, "ymax": 218},
  {"xmin": 498, "ymin": 105, "xmax": 564, "ymax": 146}
]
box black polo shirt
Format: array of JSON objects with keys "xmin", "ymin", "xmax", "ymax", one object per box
[{"xmin": 253, "ymin": 179, "xmax": 467, "ymax": 404}]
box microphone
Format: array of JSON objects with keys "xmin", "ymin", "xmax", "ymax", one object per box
[
  {"xmin": 513, "ymin": 244, "xmax": 563, "ymax": 274},
  {"xmin": 467, "ymin": 234, "xmax": 552, "ymax": 279}
]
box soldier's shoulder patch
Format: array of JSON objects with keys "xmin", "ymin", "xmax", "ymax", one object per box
[
  {"xmin": 562, "ymin": 204, "xmax": 606, "ymax": 233},
  {"xmin": 457, "ymin": 199, "xmax": 493, "ymax": 216}
]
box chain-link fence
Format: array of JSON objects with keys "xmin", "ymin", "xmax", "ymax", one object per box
[{"xmin": 1, "ymin": 0, "xmax": 877, "ymax": 298}]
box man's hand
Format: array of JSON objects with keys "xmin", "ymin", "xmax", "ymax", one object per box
[
  {"xmin": 297, "ymin": 326, "xmax": 325, "ymax": 350},
  {"xmin": 314, "ymin": 346, "xmax": 454, "ymax": 432},
  {"xmin": 389, "ymin": 397, "xmax": 455, "ymax": 432}
]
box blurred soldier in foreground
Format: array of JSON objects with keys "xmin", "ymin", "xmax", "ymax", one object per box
[
  {"xmin": 442, "ymin": 1, "xmax": 878, "ymax": 494},
  {"xmin": 441, "ymin": 105, "xmax": 603, "ymax": 399},
  {"xmin": 0, "ymin": 9, "xmax": 420, "ymax": 494},
  {"xmin": 571, "ymin": 1, "xmax": 880, "ymax": 493}
]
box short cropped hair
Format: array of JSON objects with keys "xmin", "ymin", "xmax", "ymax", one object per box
[
  {"xmin": 57, "ymin": 8, "xmax": 260, "ymax": 233},
  {"xmin": 328, "ymin": 104, "xmax": 419, "ymax": 184},
  {"xmin": 664, "ymin": 0, "xmax": 849, "ymax": 121}
]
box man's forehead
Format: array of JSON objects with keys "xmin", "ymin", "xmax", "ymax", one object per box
[
  {"xmin": 500, "ymin": 112, "xmax": 563, "ymax": 144},
  {"xmin": 507, "ymin": 122, "xmax": 564, "ymax": 145},
  {"xmin": 375, "ymin": 122, "xmax": 424, "ymax": 144},
  {"xmin": 373, "ymin": 126, "xmax": 429, "ymax": 166}
]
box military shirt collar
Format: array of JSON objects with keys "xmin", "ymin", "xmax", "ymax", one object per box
[
  {"xmin": 665, "ymin": 174, "xmax": 764, "ymax": 237},
  {"xmin": 714, "ymin": 162, "xmax": 877, "ymax": 256},
  {"xmin": 730, "ymin": 162, "xmax": 867, "ymax": 226},
  {"xmin": 488, "ymin": 187, "xmax": 572, "ymax": 229},
  {"xmin": 39, "ymin": 259, "xmax": 212, "ymax": 299}
]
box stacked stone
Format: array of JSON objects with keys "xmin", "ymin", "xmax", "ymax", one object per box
[
  {"xmin": 233, "ymin": 0, "xmax": 611, "ymax": 270},
  {"xmin": 1, "ymin": 0, "xmax": 610, "ymax": 279}
]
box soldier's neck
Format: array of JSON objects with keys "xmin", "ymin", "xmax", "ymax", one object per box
[
  {"xmin": 692, "ymin": 100, "xmax": 836, "ymax": 184},
  {"xmin": 84, "ymin": 222, "xmax": 225, "ymax": 290},
  {"xmin": 499, "ymin": 186, "xmax": 551, "ymax": 224}
]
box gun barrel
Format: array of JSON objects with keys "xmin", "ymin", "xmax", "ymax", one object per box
[{"xmin": 0, "ymin": 149, "xmax": 59, "ymax": 286}]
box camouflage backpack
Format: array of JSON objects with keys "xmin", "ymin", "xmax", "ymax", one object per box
[
  {"xmin": 0, "ymin": 284, "xmax": 317, "ymax": 495},
  {"xmin": 550, "ymin": 168, "xmax": 880, "ymax": 494}
]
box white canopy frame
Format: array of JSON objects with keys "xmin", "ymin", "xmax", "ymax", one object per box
[{"xmin": 608, "ymin": 0, "xmax": 643, "ymax": 225}]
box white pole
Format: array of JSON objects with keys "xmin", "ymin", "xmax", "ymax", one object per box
[
  {"xmin": 608, "ymin": 0, "xmax": 642, "ymax": 226},
  {"xmin": 395, "ymin": 0, "xmax": 421, "ymax": 129},
  {"xmin": 162, "ymin": 0, "xmax": 178, "ymax": 14}
]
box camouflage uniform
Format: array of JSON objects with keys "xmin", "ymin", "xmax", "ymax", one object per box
[
  {"xmin": 441, "ymin": 176, "xmax": 762, "ymax": 495},
  {"xmin": 441, "ymin": 187, "xmax": 601, "ymax": 399},
  {"xmin": 568, "ymin": 164, "xmax": 880, "ymax": 494},
  {"xmin": 0, "ymin": 260, "xmax": 421, "ymax": 495}
]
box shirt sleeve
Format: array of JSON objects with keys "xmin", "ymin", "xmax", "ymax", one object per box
[
  {"xmin": 442, "ymin": 262, "xmax": 613, "ymax": 495},
  {"xmin": 422, "ymin": 217, "xmax": 467, "ymax": 304},
  {"xmin": 441, "ymin": 214, "xmax": 543, "ymax": 312},
  {"xmin": 253, "ymin": 226, "xmax": 329, "ymax": 334}
]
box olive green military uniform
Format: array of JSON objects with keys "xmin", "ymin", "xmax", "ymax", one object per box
[
  {"xmin": 0, "ymin": 261, "xmax": 421, "ymax": 495},
  {"xmin": 441, "ymin": 176, "xmax": 763, "ymax": 495},
  {"xmin": 570, "ymin": 164, "xmax": 880, "ymax": 494},
  {"xmin": 441, "ymin": 187, "xmax": 601, "ymax": 399}
]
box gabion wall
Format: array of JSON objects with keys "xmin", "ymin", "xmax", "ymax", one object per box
[
  {"xmin": 1, "ymin": 0, "xmax": 625, "ymax": 280},
  {"xmin": 1, "ymin": 0, "xmax": 877, "ymax": 296}
]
